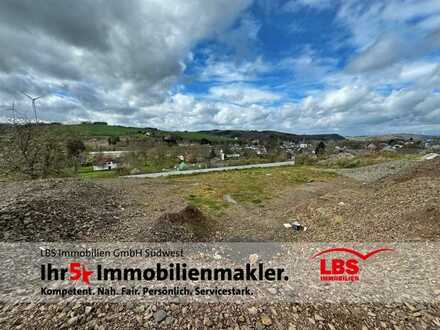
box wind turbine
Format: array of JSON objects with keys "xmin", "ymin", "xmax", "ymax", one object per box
[{"xmin": 22, "ymin": 92, "xmax": 44, "ymax": 123}]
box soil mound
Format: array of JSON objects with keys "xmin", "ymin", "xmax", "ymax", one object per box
[
  {"xmin": 150, "ymin": 205, "xmax": 213, "ymax": 242},
  {"xmin": 390, "ymin": 158, "xmax": 440, "ymax": 183}
]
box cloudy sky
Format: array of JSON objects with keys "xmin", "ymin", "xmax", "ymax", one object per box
[{"xmin": 0, "ymin": 0, "xmax": 439, "ymax": 135}]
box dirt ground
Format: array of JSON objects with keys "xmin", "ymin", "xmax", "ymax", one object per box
[
  {"xmin": 100, "ymin": 158, "xmax": 440, "ymax": 243},
  {"xmin": 1, "ymin": 159, "xmax": 438, "ymax": 243},
  {"xmin": 0, "ymin": 159, "xmax": 439, "ymax": 329}
]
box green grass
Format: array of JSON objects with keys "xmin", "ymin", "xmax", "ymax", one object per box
[
  {"xmin": 143, "ymin": 162, "xmax": 176, "ymax": 174},
  {"xmin": 172, "ymin": 131, "xmax": 233, "ymax": 143},
  {"xmin": 187, "ymin": 194, "xmax": 229, "ymax": 213},
  {"xmin": 78, "ymin": 166, "xmax": 119, "ymax": 179},
  {"xmin": 169, "ymin": 166, "xmax": 336, "ymax": 214},
  {"xmin": 47, "ymin": 123, "xmax": 233, "ymax": 142},
  {"xmin": 52, "ymin": 123, "xmax": 141, "ymax": 138}
]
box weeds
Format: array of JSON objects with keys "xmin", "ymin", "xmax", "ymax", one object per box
[{"xmin": 170, "ymin": 166, "xmax": 336, "ymax": 213}]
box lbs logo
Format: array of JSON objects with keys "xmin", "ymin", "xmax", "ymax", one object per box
[{"xmin": 312, "ymin": 247, "xmax": 393, "ymax": 282}]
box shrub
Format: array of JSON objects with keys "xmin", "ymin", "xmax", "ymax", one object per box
[
  {"xmin": 335, "ymin": 158, "xmax": 361, "ymax": 168},
  {"xmin": 295, "ymin": 154, "xmax": 317, "ymax": 165}
]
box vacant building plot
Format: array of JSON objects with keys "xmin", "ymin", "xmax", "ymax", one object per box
[{"xmin": 0, "ymin": 159, "xmax": 439, "ymax": 328}]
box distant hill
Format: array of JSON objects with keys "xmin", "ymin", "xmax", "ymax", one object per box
[
  {"xmin": 0, "ymin": 122, "xmax": 345, "ymax": 143},
  {"xmin": 198, "ymin": 129, "xmax": 345, "ymax": 142},
  {"xmin": 350, "ymin": 133, "xmax": 439, "ymax": 141},
  {"xmin": 0, "ymin": 122, "xmax": 141, "ymax": 137}
]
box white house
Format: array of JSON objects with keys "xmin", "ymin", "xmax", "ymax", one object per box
[
  {"xmin": 226, "ymin": 153, "xmax": 240, "ymax": 159},
  {"xmin": 90, "ymin": 151, "xmax": 128, "ymax": 171},
  {"xmin": 219, "ymin": 149, "xmax": 240, "ymax": 160},
  {"xmin": 93, "ymin": 158, "xmax": 119, "ymax": 171}
]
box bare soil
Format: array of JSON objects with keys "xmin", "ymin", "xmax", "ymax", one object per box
[{"xmin": 0, "ymin": 179, "xmax": 124, "ymax": 241}]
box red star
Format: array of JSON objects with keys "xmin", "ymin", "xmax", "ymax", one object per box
[{"xmin": 81, "ymin": 265, "xmax": 93, "ymax": 285}]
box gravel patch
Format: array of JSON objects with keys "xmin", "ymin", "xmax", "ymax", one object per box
[
  {"xmin": 336, "ymin": 160, "xmax": 416, "ymax": 183},
  {"xmin": 0, "ymin": 302, "xmax": 439, "ymax": 329},
  {"xmin": 0, "ymin": 179, "xmax": 124, "ymax": 241}
]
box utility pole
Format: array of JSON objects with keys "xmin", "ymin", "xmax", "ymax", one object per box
[{"xmin": 11, "ymin": 101, "xmax": 16, "ymax": 124}]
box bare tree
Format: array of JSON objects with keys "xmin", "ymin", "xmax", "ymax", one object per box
[
  {"xmin": 66, "ymin": 138, "xmax": 86, "ymax": 172},
  {"xmin": 0, "ymin": 104, "xmax": 68, "ymax": 179}
]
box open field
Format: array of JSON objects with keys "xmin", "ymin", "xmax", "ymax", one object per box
[
  {"xmin": 124, "ymin": 160, "xmax": 297, "ymax": 178},
  {"xmin": 30, "ymin": 123, "xmax": 238, "ymax": 143},
  {"xmin": 51, "ymin": 123, "xmax": 142, "ymax": 137},
  {"xmin": 76, "ymin": 151, "xmax": 420, "ymax": 179},
  {"xmin": 1, "ymin": 158, "xmax": 439, "ymax": 328}
]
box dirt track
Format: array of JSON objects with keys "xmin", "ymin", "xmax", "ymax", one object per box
[{"xmin": 1, "ymin": 159, "xmax": 439, "ymax": 329}]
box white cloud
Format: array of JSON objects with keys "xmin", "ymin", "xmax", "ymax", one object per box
[
  {"xmin": 321, "ymin": 86, "xmax": 370, "ymax": 110},
  {"xmin": 137, "ymin": 1, "xmax": 440, "ymax": 135},
  {"xmin": 283, "ymin": 0, "xmax": 331, "ymax": 12},
  {"xmin": 1, "ymin": 0, "xmax": 439, "ymax": 136},
  {"xmin": 208, "ymin": 83, "xmax": 282, "ymax": 105},
  {"xmin": 272, "ymin": 83, "xmax": 440, "ymax": 134},
  {"xmin": 339, "ymin": 0, "xmax": 440, "ymax": 72},
  {"xmin": 199, "ymin": 57, "xmax": 271, "ymax": 82},
  {"xmin": 346, "ymin": 34, "xmax": 405, "ymax": 73},
  {"xmin": 0, "ymin": 0, "xmax": 253, "ymax": 117},
  {"xmin": 216, "ymin": 14, "xmax": 261, "ymax": 56},
  {"xmin": 126, "ymin": 92, "xmax": 273, "ymax": 131},
  {"xmin": 280, "ymin": 48, "xmax": 337, "ymax": 79},
  {"xmin": 380, "ymin": 0, "xmax": 440, "ymax": 23},
  {"xmin": 89, "ymin": 82, "xmax": 439, "ymax": 135},
  {"xmin": 400, "ymin": 62, "xmax": 439, "ymax": 82}
]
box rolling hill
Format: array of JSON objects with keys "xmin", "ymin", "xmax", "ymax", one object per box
[{"xmin": 0, "ymin": 122, "xmax": 345, "ymax": 143}]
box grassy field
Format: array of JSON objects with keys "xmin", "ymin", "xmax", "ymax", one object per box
[
  {"xmin": 50, "ymin": 123, "xmax": 141, "ymax": 137},
  {"xmin": 48, "ymin": 123, "xmax": 233, "ymax": 142},
  {"xmin": 169, "ymin": 165, "xmax": 337, "ymax": 214},
  {"xmin": 171, "ymin": 131, "xmax": 233, "ymax": 143},
  {"xmin": 78, "ymin": 166, "xmax": 119, "ymax": 179},
  {"xmin": 76, "ymin": 151, "xmax": 420, "ymax": 182}
]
